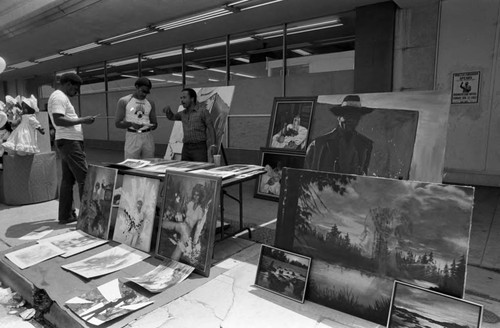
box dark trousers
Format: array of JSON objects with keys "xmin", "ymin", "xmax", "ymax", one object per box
[
  {"xmin": 182, "ymin": 142, "xmax": 208, "ymax": 162},
  {"xmin": 56, "ymin": 139, "xmax": 88, "ymax": 222}
]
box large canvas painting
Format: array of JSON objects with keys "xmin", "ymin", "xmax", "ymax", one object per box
[
  {"xmin": 387, "ymin": 281, "xmax": 483, "ymax": 328},
  {"xmin": 156, "ymin": 172, "xmax": 221, "ymax": 276},
  {"xmin": 77, "ymin": 165, "xmax": 118, "ymax": 239},
  {"xmin": 266, "ymin": 97, "xmax": 315, "ymax": 153},
  {"xmin": 165, "ymin": 86, "xmax": 235, "ymax": 160},
  {"xmin": 112, "ymin": 175, "xmax": 160, "ymax": 252},
  {"xmin": 275, "ymin": 168, "xmax": 474, "ymax": 325},
  {"xmin": 309, "ymin": 91, "xmax": 450, "ymax": 182}
]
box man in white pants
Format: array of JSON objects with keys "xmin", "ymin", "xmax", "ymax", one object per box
[{"xmin": 115, "ymin": 77, "xmax": 158, "ymax": 159}]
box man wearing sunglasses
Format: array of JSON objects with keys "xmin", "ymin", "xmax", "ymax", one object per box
[{"xmin": 115, "ymin": 77, "xmax": 158, "ymax": 159}]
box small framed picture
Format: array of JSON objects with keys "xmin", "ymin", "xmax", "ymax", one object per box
[
  {"xmin": 266, "ymin": 97, "xmax": 316, "ymax": 153},
  {"xmin": 254, "ymin": 149, "xmax": 305, "ymax": 201},
  {"xmin": 254, "ymin": 244, "xmax": 311, "ymax": 303},
  {"xmin": 387, "ymin": 281, "xmax": 483, "ymax": 328}
]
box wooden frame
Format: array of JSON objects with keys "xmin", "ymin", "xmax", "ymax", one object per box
[
  {"xmin": 266, "ymin": 97, "xmax": 316, "ymax": 153},
  {"xmin": 156, "ymin": 171, "xmax": 221, "ymax": 277},
  {"xmin": 254, "ymin": 149, "xmax": 305, "ymax": 201},
  {"xmin": 387, "ymin": 280, "xmax": 483, "ymax": 328},
  {"xmin": 254, "ymin": 244, "xmax": 311, "ymax": 303}
]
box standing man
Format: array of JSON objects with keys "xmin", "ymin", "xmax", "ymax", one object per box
[
  {"xmin": 48, "ymin": 72, "xmax": 97, "ymax": 224},
  {"xmin": 305, "ymin": 95, "xmax": 373, "ymax": 175},
  {"xmin": 115, "ymin": 77, "xmax": 158, "ymax": 159},
  {"xmin": 164, "ymin": 88, "xmax": 216, "ymax": 162}
]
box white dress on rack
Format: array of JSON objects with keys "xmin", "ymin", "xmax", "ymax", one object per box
[{"xmin": 2, "ymin": 114, "xmax": 41, "ymax": 155}]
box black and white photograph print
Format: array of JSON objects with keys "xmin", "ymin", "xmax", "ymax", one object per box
[
  {"xmin": 388, "ymin": 281, "xmax": 483, "ymax": 328},
  {"xmin": 254, "ymin": 244, "xmax": 311, "ymax": 303},
  {"xmin": 156, "ymin": 172, "xmax": 221, "ymax": 276},
  {"xmin": 275, "ymin": 168, "xmax": 474, "ymax": 325},
  {"xmin": 255, "ymin": 150, "xmax": 305, "ymax": 201},
  {"xmin": 267, "ymin": 97, "xmax": 315, "ymax": 152},
  {"xmin": 77, "ymin": 165, "xmax": 118, "ymax": 239}
]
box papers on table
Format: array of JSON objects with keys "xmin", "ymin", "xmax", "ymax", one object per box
[
  {"xmin": 38, "ymin": 230, "xmax": 108, "ymax": 258},
  {"xmin": 5, "ymin": 243, "xmax": 64, "ymax": 269}
]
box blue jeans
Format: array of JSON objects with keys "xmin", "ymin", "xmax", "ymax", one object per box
[{"xmin": 56, "ymin": 139, "xmax": 88, "ymax": 222}]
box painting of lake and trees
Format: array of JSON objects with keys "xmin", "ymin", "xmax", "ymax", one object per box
[{"xmin": 275, "ymin": 168, "xmax": 474, "ymax": 325}]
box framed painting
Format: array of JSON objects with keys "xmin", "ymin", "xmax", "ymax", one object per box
[
  {"xmin": 254, "ymin": 244, "xmax": 311, "ymax": 303},
  {"xmin": 254, "ymin": 149, "xmax": 305, "ymax": 201},
  {"xmin": 266, "ymin": 97, "xmax": 316, "ymax": 153},
  {"xmin": 156, "ymin": 171, "xmax": 221, "ymax": 276},
  {"xmin": 112, "ymin": 175, "xmax": 160, "ymax": 252},
  {"xmin": 387, "ymin": 281, "xmax": 483, "ymax": 328},
  {"xmin": 77, "ymin": 165, "xmax": 118, "ymax": 239},
  {"xmin": 275, "ymin": 168, "xmax": 474, "ymax": 325}
]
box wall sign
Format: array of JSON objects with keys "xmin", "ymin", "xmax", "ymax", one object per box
[{"xmin": 452, "ymin": 71, "xmax": 480, "ymax": 104}]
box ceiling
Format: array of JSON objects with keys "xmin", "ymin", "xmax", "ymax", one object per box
[{"xmin": 0, "ymin": 0, "xmax": 420, "ymax": 81}]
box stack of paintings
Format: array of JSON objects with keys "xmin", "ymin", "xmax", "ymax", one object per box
[
  {"xmin": 275, "ymin": 168, "xmax": 474, "ymax": 325},
  {"xmin": 257, "ymin": 97, "xmax": 316, "ymax": 201}
]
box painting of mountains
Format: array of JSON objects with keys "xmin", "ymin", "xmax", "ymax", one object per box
[
  {"xmin": 388, "ymin": 281, "xmax": 482, "ymax": 328},
  {"xmin": 275, "ymin": 168, "xmax": 474, "ymax": 325}
]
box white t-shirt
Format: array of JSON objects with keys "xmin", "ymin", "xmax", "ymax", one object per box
[
  {"xmin": 48, "ymin": 90, "xmax": 83, "ymax": 141},
  {"xmin": 124, "ymin": 96, "xmax": 152, "ymax": 126}
]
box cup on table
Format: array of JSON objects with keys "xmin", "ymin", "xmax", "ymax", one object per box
[{"xmin": 213, "ymin": 154, "xmax": 221, "ymax": 166}]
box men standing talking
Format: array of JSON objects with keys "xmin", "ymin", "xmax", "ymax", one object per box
[
  {"xmin": 164, "ymin": 88, "xmax": 216, "ymax": 162},
  {"xmin": 48, "ymin": 73, "xmax": 97, "ymax": 224},
  {"xmin": 115, "ymin": 77, "xmax": 158, "ymax": 159}
]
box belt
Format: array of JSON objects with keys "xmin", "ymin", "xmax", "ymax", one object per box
[{"xmin": 127, "ymin": 128, "xmax": 151, "ymax": 133}]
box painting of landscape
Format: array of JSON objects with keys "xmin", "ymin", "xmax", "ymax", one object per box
[
  {"xmin": 255, "ymin": 244, "xmax": 311, "ymax": 303},
  {"xmin": 275, "ymin": 168, "xmax": 474, "ymax": 325},
  {"xmin": 388, "ymin": 281, "xmax": 482, "ymax": 328}
]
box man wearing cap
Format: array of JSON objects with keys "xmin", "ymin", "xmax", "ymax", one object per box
[
  {"xmin": 163, "ymin": 88, "xmax": 216, "ymax": 162},
  {"xmin": 305, "ymin": 95, "xmax": 373, "ymax": 175},
  {"xmin": 115, "ymin": 77, "xmax": 158, "ymax": 159},
  {"xmin": 48, "ymin": 72, "xmax": 97, "ymax": 224}
]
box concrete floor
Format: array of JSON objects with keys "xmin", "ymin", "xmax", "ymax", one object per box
[{"xmin": 0, "ymin": 147, "xmax": 499, "ymax": 327}]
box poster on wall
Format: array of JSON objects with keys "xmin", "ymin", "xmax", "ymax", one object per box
[
  {"xmin": 165, "ymin": 86, "xmax": 236, "ymax": 160},
  {"xmin": 275, "ymin": 168, "xmax": 474, "ymax": 325},
  {"xmin": 311, "ymin": 91, "xmax": 450, "ymax": 183},
  {"xmin": 452, "ymin": 71, "xmax": 480, "ymax": 104}
]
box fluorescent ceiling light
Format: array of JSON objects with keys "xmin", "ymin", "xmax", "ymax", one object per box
[
  {"xmin": 143, "ymin": 49, "xmax": 193, "ymax": 60},
  {"xmin": 108, "ymin": 58, "xmax": 138, "ymax": 66},
  {"xmin": 194, "ymin": 37, "xmax": 254, "ymax": 50},
  {"xmin": 167, "ymin": 80, "xmax": 183, "ymax": 84},
  {"xmin": 255, "ymin": 19, "xmax": 341, "ymax": 39},
  {"xmin": 99, "ymin": 28, "xmax": 150, "ymax": 43},
  {"xmin": 34, "ymin": 53, "xmax": 65, "ymax": 63},
  {"xmin": 240, "ymin": 0, "xmax": 282, "ymax": 11},
  {"xmin": 56, "ymin": 69, "xmax": 77, "ymax": 76},
  {"xmin": 208, "ymin": 68, "xmax": 226, "ymax": 74},
  {"xmin": 291, "ymin": 49, "xmax": 311, "ymax": 56},
  {"xmin": 109, "ymin": 31, "xmax": 158, "ymax": 45},
  {"xmin": 121, "ymin": 74, "xmax": 138, "ymax": 79},
  {"xmin": 188, "ymin": 64, "xmax": 207, "ymax": 69},
  {"xmin": 233, "ymin": 57, "xmax": 250, "ymax": 63},
  {"xmin": 208, "ymin": 67, "xmax": 256, "ymax": 78},
  {"xmin": 233, "ymin": 72, "xmax": 256, "ymax": 78},
  {"xmin": 208, "ymin": 78, "xmax": 220, "ymax": 82},
  {"xmin": 8, "ymin": 61, "xmax": 38, "ymax": 69},
  {"xmin": 172, "ymin": 73, "xmax": 194, "ymax": 78},
  {"xmin": 149, "ymin": 77, "xmax": 167, "ymax": 82},
  {"xmin": 60, "ymin": 42, "xmax": 101, "ymax": 55},
  {"xmin": 154, "ymin": 8, "xmax": 232, "ymax": 31}
]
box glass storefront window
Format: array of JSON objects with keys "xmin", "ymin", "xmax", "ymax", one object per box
[
  {"xmin": 106, "ymin": 56, "xmax": 140, "ymax": 92},
  {"xmin": 184, "ymin": 37, "xmax": 228, "ymax": 87},
  {"xmin": 141, "ymin": 47, "xmax": 184, "ymax": 88},
  {"xmin": 79, "ymin": 62, "xmax": 106, "ymax": 94}
]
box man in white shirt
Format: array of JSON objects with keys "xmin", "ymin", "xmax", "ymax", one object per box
[
  {"xmin": 48, "ymin": 73, "xmax": 97, "ymax": 224},
  {"xmin": 115, "ymin": 77, "xmax": 158, "ymax": 159}
]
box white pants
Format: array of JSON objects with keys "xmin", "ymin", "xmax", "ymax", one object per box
[{"xmin": 124, "ymin": 131, "xmax": 155, "ymax": 159}]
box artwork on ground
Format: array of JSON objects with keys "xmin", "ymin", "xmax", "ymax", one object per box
[
  {"xmin": 156, "ymin": 172, "xmax": 221, "ymax": 276},
  {"xmin": 387, "ymin": 281, "xmax": 483, "ymax": 328},
  {"xmin": 309, "ymin": 91, "xmax": 450, "ymax": 182},
  {"xmin": 62, "ymin": 244, "xmax": 150, "ymax": 279},
  {"xmin": 275, "ymin": 168, "xmax": 474, "ymax": 325},
  {"xmin": 165, "ymin": 86, "xmax": 235, "ymax": 160},
  {"xmin": 255, "ymin": 149, "xmax": 305, "ymax": 201},
  {"xmin": 5, "ymin": 243, "xmax": 64, "ymax": 269},
  {"xmin": 65, "ymin": 279, "xmax": 153, "ymax": 326},
  {"xmin": 124, "ymin": 259, "xmax": 194, "ymax": 293},
  {"xmin": 266, "ymin": 97, "xmax": 316, "ymax": 153},
  {"xmin": 38, "ymin": 230, "xmax": 107, "ymax": 258},
  {"xmin": 112, "ymin": 175, "xmax": 160, "ymax": 252},
  {"xmin": 254, "ymin": 244, "xmax": 311, "ymax": 303},
  {"xmin": 77, "ymin": 165, "xmax": 118, "ymax": 239}
]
